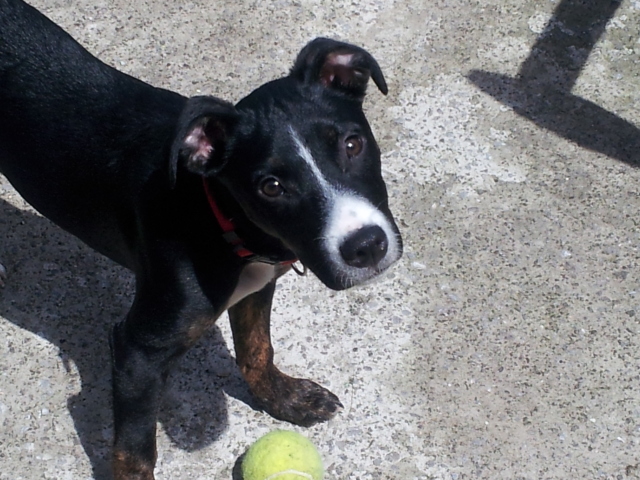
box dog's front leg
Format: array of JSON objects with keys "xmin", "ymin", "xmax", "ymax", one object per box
[
  {"xmin": 228, "ymin": 279, "xmax": 343, "ymax": 427},
  {"xmin": 109, "ymin": 272, "xmax": 220, "ymax": 480},
  {"xmin": 110, "ymin": 318, "xmax": 165, "ymax": 480}
]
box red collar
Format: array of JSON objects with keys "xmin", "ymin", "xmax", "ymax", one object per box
[{"xmin": 203, "ymin": 178, "xmax": 297, "ymax": 265}]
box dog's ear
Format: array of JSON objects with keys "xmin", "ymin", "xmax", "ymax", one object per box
[
  {"xmin": 169, "ymin": 96, "xmax": 239, "ymax": 185},
  {"xmin": 290, "ymin": 37, "xmax": 388, "ymax": 99}
]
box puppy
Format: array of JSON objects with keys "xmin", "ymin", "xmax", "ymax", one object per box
[{"xmin": 0, "ymin": 0, "xmax": 402, "ymax": 478}]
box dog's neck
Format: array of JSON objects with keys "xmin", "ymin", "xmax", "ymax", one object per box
[{"xmin": 202, "ymin": 178, "xmax": 297, "ymax": 266}]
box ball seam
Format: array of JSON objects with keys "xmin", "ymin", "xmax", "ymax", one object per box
[{"xmin": 264, "ymin": 470, "xmax": 314, "ymax": 480}]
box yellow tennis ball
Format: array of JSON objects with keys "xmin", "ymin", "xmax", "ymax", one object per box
[{"xmin": 242, "ymin": 430, "xmax": 324, "ymax": 480}]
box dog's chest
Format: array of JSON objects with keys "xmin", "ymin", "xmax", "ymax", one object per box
[{"xmin": 226, "ymin": 263, "xmax": 276, "ymax": 308}]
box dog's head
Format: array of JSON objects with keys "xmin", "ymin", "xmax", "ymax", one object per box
[{"xmin": 171, "ymin": 38, "xmax": 402, "ymax": 290}]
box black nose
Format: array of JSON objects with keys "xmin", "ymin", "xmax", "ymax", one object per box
[{"xmin": 339, "ymin": 225, "xmax": 388, "ymax": 269}]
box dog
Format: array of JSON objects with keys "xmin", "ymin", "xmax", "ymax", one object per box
[{"xmin": 0, "ymin": 0, "xmax": 402, "ymax": 478}]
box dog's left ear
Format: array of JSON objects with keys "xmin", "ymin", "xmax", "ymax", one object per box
[
  {"xmin": 290, "ymin": 37, "xmax": 388, "ymax": 99},
  {"xmin": 169, "ymin": 96, "xmax": 240, "ymax": 186}
]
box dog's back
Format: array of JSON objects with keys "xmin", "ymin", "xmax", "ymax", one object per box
[{"xmin": 0, "ymin": 0, "xmax": 187, "ymax": 264}]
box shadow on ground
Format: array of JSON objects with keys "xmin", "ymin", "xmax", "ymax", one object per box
[
  {"xmin": 0, "ymin": 198, "xmax": 255, "ymax": 480},
  {"xmin": 468, "ymin": 0, "xmax": 640, "ymax": 167}
]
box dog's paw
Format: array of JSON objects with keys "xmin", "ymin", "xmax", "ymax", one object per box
[
  {"xmin": 254, "ymin": 370, "xmax": 343, "ymax": 427},
  {"xmin": 0, "ymin": 262, "xmax": 6, "ymax": 288},
  {"xmin": 113, "ymin": 451, "xmax": 155, "ymax": 480}
]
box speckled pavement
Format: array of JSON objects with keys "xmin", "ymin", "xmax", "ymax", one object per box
[{"xmin": 1, "ymin": 1, "xmax": 639, "ymax": 479}]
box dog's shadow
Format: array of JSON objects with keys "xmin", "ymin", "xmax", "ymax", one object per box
[{"xmin": 0, "ymin": 198, "xmax": 254, "ymax": 479}]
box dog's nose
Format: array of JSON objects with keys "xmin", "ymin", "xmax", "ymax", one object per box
[{"xmin": 339, "ymin": 225, "xmax": 388, "ymax": 268}]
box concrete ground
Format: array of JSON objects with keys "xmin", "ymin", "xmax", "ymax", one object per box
[{"xmin": 1, "ymin": 0, "xmax": 639, "ymax": 478}]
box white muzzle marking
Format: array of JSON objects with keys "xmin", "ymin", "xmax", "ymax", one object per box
[{"xmin": 323, "ymin": 193, "xmax": 401, "ymax": 283}]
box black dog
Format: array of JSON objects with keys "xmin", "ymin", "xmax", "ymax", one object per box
[{"xmin": 0, "ymin": 0, "xmax": 402, "ymax": 478}]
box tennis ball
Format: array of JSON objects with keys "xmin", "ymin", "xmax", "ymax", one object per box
[{"xmin": 242, "ymin": 430, "xmax": 324, "ymax": 480}]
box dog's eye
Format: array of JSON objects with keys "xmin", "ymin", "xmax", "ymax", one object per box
[
  {"xmin": 345, "ymin": 135, "xmax": 363, "ymax": 158},
  {"xmin": 260, "ymin": 178, "xmax": 285, "ymax": 197}
]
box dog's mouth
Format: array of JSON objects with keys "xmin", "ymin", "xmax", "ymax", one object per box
[
  {"xmin": 301, "ymin": 238, "xmax": 401, "ymax": 291},
  {"xmin": 327, "ymin": 233, "xmax": 402, "ymax": 290}
]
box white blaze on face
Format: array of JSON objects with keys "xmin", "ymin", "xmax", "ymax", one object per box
[
  {"xmin": 290, "ymin": 126, "xmax": 333, "ymax": 198},
  {"xmin": 290, "ymin": 126, "xmax": 401, "ymax": 281}
]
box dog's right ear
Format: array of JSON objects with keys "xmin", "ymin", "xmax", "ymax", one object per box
[{"xmin": 169, "ymin": 96, "xmax": 239, "ymax": 186}]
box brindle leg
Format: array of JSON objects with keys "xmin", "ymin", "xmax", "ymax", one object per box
[{"xmin": 228, "ymin": 278, "xmax": 343, "ymax": 427}]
